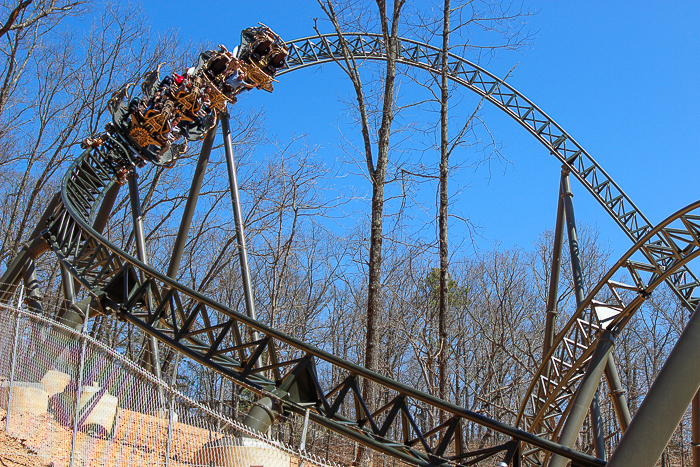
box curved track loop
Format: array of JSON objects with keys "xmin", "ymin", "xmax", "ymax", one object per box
[
  {"xmin": 515, "ymin": 200, "xmax": 700, "ymax": 465},
  {"xmin": 280, "ymin": 33, "xmax": 700, "ymax": 312},
  {"xmin": 19, "ymin": 33, "xmax": 699, "ymax": 467},
  {"xmin": 46, "ymin": 144, "xmax": 606, "ymax": 467}
]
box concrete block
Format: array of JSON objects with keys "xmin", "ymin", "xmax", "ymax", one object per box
[{"xmin": 0, "ymin": 381, "xmax": 49, "ymax": 415}]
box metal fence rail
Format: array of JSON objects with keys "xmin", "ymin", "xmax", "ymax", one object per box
[{"xmin": 0, "ymin": 298, "xmax": 348, "ymax": 467}]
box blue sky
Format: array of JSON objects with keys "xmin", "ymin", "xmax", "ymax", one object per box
[{"xmin": 138, "ymin": 1, "xmax": 700, "ymax": 261}]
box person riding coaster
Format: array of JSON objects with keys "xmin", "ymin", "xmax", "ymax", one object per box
[
  {"xmin": 237, "ymin": 24, "xmax": 288, "ymax": 92},
  {"xmin": 101, "ymin": 25, "xmax": 286, "ymax": 170}
]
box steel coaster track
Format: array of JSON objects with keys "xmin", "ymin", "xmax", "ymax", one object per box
[
  {"xmin": 279, "ymin": 33, "xmax": 700, "ymax": 313},
  {"xmin": 514, "ymin": 200, "xmax": 700, "ymax": 465},
  {"xmin": 8, "ymin": 32, "xmax": 697, "ymax": 467},
  {"xmin": 278, "ymin": 33, "xmax": 700, "ymax": 462},
  {"xmin": 43, "ymin": 137, "xmax": 607, "ymax": 467}
]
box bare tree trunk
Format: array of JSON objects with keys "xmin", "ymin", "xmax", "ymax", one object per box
[
  {"xmin": 437, "ymin": 0, "xmax": 451, "ymax": 408},
  {"xmin": 318, "ymin": 0, "xmax": 405, "ymax": 406}
]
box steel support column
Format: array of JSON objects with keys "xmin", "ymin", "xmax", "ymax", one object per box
[
  {"xmin": 604, "ymin": 351, "xmax": 632, "ymax": 432},
  {"xmin": 167, "ymin": 125, "xmax": 217, "ymax": 278},
  {"xmin": 549, "ymin": 332, "xmax": 614, "ymax": 467},
  {"xmin": 220, "ymin": 115, "xmax": 258, "ymax": 329},
  {"xmin": 0, "ymin": 189, "xmax": 57, "ymax": 303},
  {"xmin": 60, "ymin": 265, "xmax": 76, "ymax": 306},
  {"xmin": 92, "ymin": 182, "xmax": 120, "ymax": 235},
  {"xmin": 607, "ymin": 304, "xmax": 700, "ymax": 467},
  {"xmin": 562, "ymin": 170, "xmax": 632, "ymax": 439},
  {"xmin": 532, "ymin": 170, "xmax": 568, "ymax": 449},
  {"xmin": 560, "ymin": 171, "xmax": 606, "ymax": 460},
  {"xmin": 128, "ymin": 174, "xmax": 164, "ymax": 386},
  {"xmin": 22, "ymin": 258, "xmax": 43, "ymax": 313},
  {"xmin": 590, "ymin": 388, "xmax": 605, "ymax": 460},
  {"xmin": 693, "ymin": 391, "xmax": 700, "ymax": 467},
  {"xmin": 162, "ymin": 126, "xmax": 216, "ymax": 383},
  {"xmin": 543, "ymin": 172, "xmax": 567, "ymax": 357}
]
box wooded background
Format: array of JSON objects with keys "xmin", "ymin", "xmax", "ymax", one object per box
[{"xmin": 0, "ymin": 0, "xmax": 693, "ymax": 464}]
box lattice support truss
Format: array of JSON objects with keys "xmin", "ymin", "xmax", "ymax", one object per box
[
  {"xmin": 516, "ymin": 201, "xmax": 700, "ymax": 466},
  {"xmin": 279, "ymin": 33, "xmax": 700, "ymax": 312},
  {"xmin": 42, "ymin": 139, "xmax": 605, "ymax": 467}
]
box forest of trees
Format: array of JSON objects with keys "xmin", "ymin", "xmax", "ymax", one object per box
[{"xmin": 0, "ymin": 0, "xmax": 695, "ymax": 465}]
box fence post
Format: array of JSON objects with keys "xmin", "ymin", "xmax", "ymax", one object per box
[
  {"xmin": 298, "ymin": 408, "xmax": 310, "ymax": 467},
  {"xmin": 4, "ymin": 287, "xmax": 23, "ymax": 432},
  {"xmin": 69, "ymin": 316, "xmax": 90, "ymax": 467},
  {"xmin": 164, "ymin": 358, "xmax": 179, "ymax": 467}
]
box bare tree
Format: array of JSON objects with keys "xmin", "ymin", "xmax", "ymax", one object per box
[{"xmin": 316, "ymin": 1, "xmax": 407, "ymax": 426}]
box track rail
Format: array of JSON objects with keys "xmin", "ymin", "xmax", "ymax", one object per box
[
  {"xmin": 280, "ymin": 33, "xmax": 700, "ymax": 312},
  {"xmin": 6, "ymin": 32, "xmax": 697, "ymax": 467},
  {"xmin": 515, "ymin": 200, "xmax": 700, "ymax": 465},
  {"xmin": 44, "ymin": 136, "xmax": 606, "ymax": 467}
]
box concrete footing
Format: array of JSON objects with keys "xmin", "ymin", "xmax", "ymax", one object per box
[
  {"xmin": 0, "ymin": 381, "xmax": 49, "ymax": 414},
  {"xmin": 193, "ymin": 437, "xmax": 299, "ymax": 467},
  {"xmin": 41, "ymin": 370, "xmax": 71, "ymax": 396},
  {"xmin": 51, "ymin": 384, "xmax": 118, "ymax": 436}
]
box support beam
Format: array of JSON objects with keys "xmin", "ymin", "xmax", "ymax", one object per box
[
  {"xmin": 607, "ymin": 304, "xmax": 700, "ymax": 467},
  {"xmin": 532, "ymin": 170, "xmax": 568, "ymax": 449},
  {"xmin": 220, "ymin": 115, "xmax": 258, "ymax": 331},
  {"xmin": 22, "ymin": 258, "xmax": 43, "ymax": 313},
  {"xmin": 560, "ymin": 170, "xmax": 606, "ymax": 460},
  {"xmin": 590, "ymin": 388, "xmax": 606, "ymax": 460},
  {"xmin": 561, "ymin": 171, "xmax": 585, "ymax": 308},
  {"xmin": 92, "ymin": 182, "xmax": 120, "ymax": 235},
  {"xmin": 0, "ymin": 191, "xmax": 58, "ymax": 303},
  {"xmin": 162, "ymin": 126, "xmax": 216, "ymax": 384},
  {"xmin": 128, "ymin": 174, "xmax": 150, "ymax": 275},
  {"xmin": 543, "ymin": 173, "xmax": 566, "ymax": 357},
  {"xmin": 167, "ymin": 126, "xmax": 216, "ymax": 278},
  {"xmin": 128, "ymin": 174, "xmax": 164, "ymax": 389},
  {"xmin": 549, "ymin": 332, "xmax": 614, "ymax": 467},
  {"xmin": 693, "ymin": 391, "xmax": 700, "ymax": 467},
  {"xmin": 605, "ymin": 354, "xmax": 632, "ymax": 433}
]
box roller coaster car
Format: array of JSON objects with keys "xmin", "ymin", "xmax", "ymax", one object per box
[
  {"xmin": 195, "ymin": 46, "xmax": 239, "ymax": 110},
  {"xmin": 237, "ymin": 24, "xmax": 288, "ymax": 92},
  {"xmin": 103, "ymin": 26, "xmax": 286, "ymax": 171},
  {"xmin": 127, "ymin": 100, "xmax": 175, "ymax": 148}
]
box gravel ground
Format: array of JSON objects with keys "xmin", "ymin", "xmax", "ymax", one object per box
[
  {"xmin": 0, "ymin": 429, "xmax": 52, "ymax": 467},
  {"xmin": 0, "ymin": 407, "xmax": 224, "ymax": 467},
  {"xmin": 0, "ymin": 407, "xmax": 319, "ymax": 467}
]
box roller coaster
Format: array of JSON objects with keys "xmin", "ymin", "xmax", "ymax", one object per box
[{"xmin": 1, "ymin": 26, "xmax": 699, "ymax": 467}]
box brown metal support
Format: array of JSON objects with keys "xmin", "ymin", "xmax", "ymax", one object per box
[
  {"xmin": 544, "ymin": 169, "xmax": 567, "ymax": 357},
  {"xmin": 92, "ymin": 182, "xmax": 120, "ymax": 235},
  {"xmin": 604, "ymin": 354, "xmax": 632, "ymax": 433},
  {"xmin": 549, "ymin": 332, "xmax": 614, "ymax": 467},
  {"xmin": 693, "ymin": 391, "xmax": 700, "ymax": 467},
  {"xmin": 532, "ymin": 170, "xmax": 568, "ymax": 450},
  {"xmin": 166, "ymin": 125, "xmax": 216, "ymax": 278},
  {"xmin": 0, "ymin": 192, "xmax": 58, "ymax": 303},
  {"xmin": 22, "ymin": 257, "xmax": 43, "ymax": 313},
  {"xmin": 220, "ymin": 114, "xmax": 259, "ymax": 349},
  {"xmin": 163, "ymin": 126, "xmax": 216, "ymax": 386},
  {"xmin": 128, "ymin": 174, "xmax": 164, "ymax": 393},
  {"xmin": 607, "ymin": 304, "xmax": 700, "ymax": 467},
  {"xmin": 590, "ymin": 388, "xmax": 606, "ymax": 460},
  {"xmin": 560, "ymin": 170, "xmax": 606, "ymax": 460}
]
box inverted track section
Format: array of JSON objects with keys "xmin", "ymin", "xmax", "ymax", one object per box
[
  {"xmin": 280, "ymin": 33, "xmax": 700, "ymax": 313},
  {"xmin": 43, "ymin": 136, "xmax": 605, "ymax": 466}
]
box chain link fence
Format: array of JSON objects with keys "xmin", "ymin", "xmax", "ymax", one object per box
[{"xmin": 0, "ymin": 295, "xmax": 355, "ymax": 467}]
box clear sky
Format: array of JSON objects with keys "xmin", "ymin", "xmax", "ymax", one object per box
[{"xmin": 135, "ymin": 0, "xmax": 700, "ymax": 261}]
